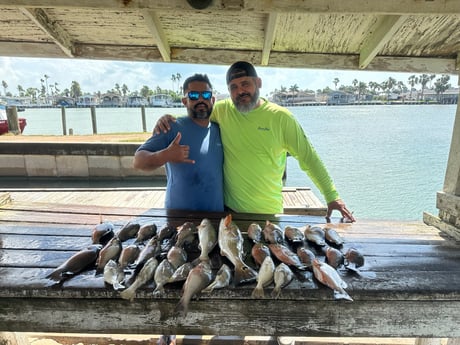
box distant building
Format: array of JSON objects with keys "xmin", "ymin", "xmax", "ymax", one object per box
[
  {"xmin": 100, "ymin": 93, "xmax": 122, "ymax": 107},
  {"xmin": 326, "ymin": 91, "xmax": 355, "ymax": 105},
  {"xmin": 126, "ymin": 95, "xmax": 149, "ymax": 107},
  {"xmin": 76, "ymin": 95, "xmax": 99, "ymax": 107},
  {"xmin": 150, "ymin": 94, "xmax": 173, "ymax": 107}
]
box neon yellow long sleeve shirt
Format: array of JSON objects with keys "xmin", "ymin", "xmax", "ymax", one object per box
[{"xmin": 211, "ymin": 98, "xmax": 339, "ymax": 214}]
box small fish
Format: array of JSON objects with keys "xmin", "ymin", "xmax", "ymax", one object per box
[
  {"xmin": 197, "ymin": 218, "xmax": 217, "ymax": 261},
  {"xmin": 247, "ymin": 223, "xmax": 263, "ymax": 243},
  {"xmin": 157, "ymin": 223, "xmax": 176, "ymax": 241},
  {"xmin": 135, "ymin": 222, "xmax": 157, "ymax": 244},
  {"xmin": 297, "ymin": 246, "xmax": 316, "ymax": 269},
  {"xmin": 116, "ymin": 221, "xmax": 140, "ymax": 242},
  {"xmin": 268, "ymin": 243, "xmax": 306, "ymax": 270},
  {"xmin": 263, "ymin": 220, "xmax": 284, "ymax": 244},
  {"xmin": 312, "ymin": 258, "xmax": 353, "ymax": 301},
  {"xmin": 284, "ymin": 225, "xmax": 305, "ymax": 243},
  {"xmin": 167, "ymin": 262, "xmax": 194, "ymax": 284},
  {"xmin": 91, "ymin": 222, "xmax": 114, "ymax": 246},
  {"xmin": 120, "ymin": 257, "xmax": 158, "ymax": 302},
  {"xmin": 167, "ymin": 245, "xmax": 187, "ymax": 270},
  {"xmin": 344, "ymin": 247, "xmax": 365, "ymax": 271},
  {"xmin": 271, "ymin": 263, "xmax": 294, "ymax": 299},
  {"xmin": 251, "ymin": 256, "xmax": 275, "ymax": 299},
  {"xmin": 95, "ymin": 237, "xmax": 122, "ymax": 275},
  {"xmin": 103, "ymin": 259, "xmax": 125, "ymax": 290},
  {"xmin": 153, "ymin": 259, "xmax": 175, "ymax": 295},
  {"xmin": 46, "ymin": 244, "xmax": 102, "ymax": 282},
  {"xmin": 303, "ymin": 225, "xmax": 326, "ymax": 246},
  {"xmin": 324, "ymin": 227, "xmax": 345, "ymax": 247},
  {"xmin": 174, "ymin": 261, "xmax": 213, "ymax": 316},
  {"xmin": 202, "ymin": 263, "xmax": 232, "ymax": 293},
  {"xmin": 324, "ymin": 246, "xmax": 344, "ymax": 269},
  {"xmin": 218, "ymin": 214, "xmax": 257, "ymax": 285},
  {"xmin": 175, "ymin": 222, "xmax": 196, "ymax": 248},
  {"xmin": 119, "ymin": 244, "xmax": 141, "ymax": 270},
  {"xmin": 133, "ymin": 236, "xmax": 161, "ymax": 268},
  {"xmin": 251, "ymin": 242, "xmax": 271, "ymax": 267}
]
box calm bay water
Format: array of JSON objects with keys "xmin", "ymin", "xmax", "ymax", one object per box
[{"xmin": 20, "ymin": 104, "xmax": 457, "ymax": 221}]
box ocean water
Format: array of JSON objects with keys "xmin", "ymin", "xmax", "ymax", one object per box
[{"xmin": 19, "ymin": 104, "xmax": 457, "ymax": 221}]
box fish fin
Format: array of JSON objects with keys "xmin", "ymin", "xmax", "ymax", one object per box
[
  {"xmin": 333, "ymin": 290, "xmax": 353, "ymax": 301},
  {"xmin": 45, "ymin": 270, "xmax": 62, "ymax": 281},
  {"xmin": 251, "ymin": 286, "xmax": 265, "ymax": 299},
  {"xmin": 224, "ymin": 214, "xmax": 232, "ymax": 227},
  {"xmin": 173, "ymin": 297, "xmax": 188, "ymax": 317},
  {"xmin": 271, "ymin": 287, "xmax": 281, "ymax": 299}
]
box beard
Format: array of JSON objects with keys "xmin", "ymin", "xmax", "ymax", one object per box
[
  {"xmin": 234, "ymin": 88, "xmax": 259, "ymax": 113},
  {"xmin": 189, "ymin": 103, "xmax": 212, "ymax": 119}
]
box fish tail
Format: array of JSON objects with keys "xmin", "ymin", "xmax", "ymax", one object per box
[
  {"xmin": 173, "ymin": 297, "xmax": 188, "ymax": 317},
  {"xmin": 113, "ymin": 281, "xmax": 125, "ymax": 291},
  {"xmin": 251, "ymin": 286, "xmax": 265, "ymax": 299},
  {"xmin": 119, "ymin": 287, "xmax": 136, "ymax": 301},
  {"xmin": 234, "ymin": 264, "xmax": 257, "ymax": 285},
  {"xmin": 46, "ymin": 270, "xmax": 62, "ymax": 282},
  {"xmin": 202, "ymin": 282, "xmax": 215, "ymax": 294},
  {"xmin": 271, "ymin": 286, "xmax": 281, "ymax": 299},
  {"xmin": 333, "ymin": 290, "xmax": 353, "ymax": 301}
]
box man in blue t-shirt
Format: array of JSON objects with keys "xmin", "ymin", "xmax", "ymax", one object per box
[{"xmin": 133, "ymin": 74, "xmax": 224, "ymax": 212}]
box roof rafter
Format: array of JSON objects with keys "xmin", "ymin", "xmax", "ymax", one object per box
[
  {"xmin": 261, "ymin": 12, "xmax": 278, "ymax": 66},
  {"xmin": 359, "ymin": 15, "xmax": 408, "ymax": 69},
  {"xmin": 19, "ymin": 7, "xmax": 74, "ymax": 57},
  {"xmin": 140, "ymin": 9, "xmax": 171, "ymax": 62}
]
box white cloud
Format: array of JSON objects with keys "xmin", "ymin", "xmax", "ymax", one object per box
[{"xmin": 0, "ymin": 57, "xmax": 457, "ymax": 97}]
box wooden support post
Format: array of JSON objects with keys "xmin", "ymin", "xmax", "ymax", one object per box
[
  {"xmin": 91, "ymin": 106, "xmax": 98, "ymax": 134},
  {"xmin": 5, "ymin": 106, "xmax": 20, "ymax": 135},
  {"xmin": 61, "ymin": 106, "xmax": 67, "ymax": 135},
  {"xmin": 141, "ymin": 105, "xmax": 147, "ymax": 132}
]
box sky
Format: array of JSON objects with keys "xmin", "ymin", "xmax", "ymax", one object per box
[{"xmin": 1, "ymin": 56, "xmax": 458, "ymax": 98}]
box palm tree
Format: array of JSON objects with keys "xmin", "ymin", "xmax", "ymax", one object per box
[
  {"xmin": 407, "ymin": 75, "xmax": 418, "ymax": 100},
  {"xmin": 418, "ymin": 74, "xmax": 431, "ymax": 101},
  {"xmin": 289, "ymin": 84, "xmax": 299, "ymax": 102},
  {"xmin": 43, "ymin": 74, "xmax": 50, "ymax": 96},
  {"xmin": 357, "ymin": 81, "xmax": 367, "ymax": 102},
  {"xmin": 2, "ymin": 80, "xmax": 8, "ymax": 96},
  {"xmin": 434, "ymin": 75, "xmax": 451, "ymax": 103},
  {"xmin": 70, "ymin": 81, "xmax": 82, "ymax": 98},
  {"xmin": 333, "ymin": 78, "xmax": 340, "ymax": 90},
  {"xmin": 176, "ymin": 73, "xmax": 182, "ymax": 93},
  {"xmin": 171, "ymin": 74, "xmax": 176, "ymax": 92},
  {"xmin": 122, "ymin": 84, "xmax": 129, "ymax": 97}
]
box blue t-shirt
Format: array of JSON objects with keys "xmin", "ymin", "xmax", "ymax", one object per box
[{"xmin": 137, "ymin": 117, "xmax": 224, "ymax": 212}]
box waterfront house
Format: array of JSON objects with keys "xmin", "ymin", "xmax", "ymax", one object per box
[
  {"xmin": 76, "ymin": 95, "xmax": 99, "ymax": 107},
  {"xmin": 126, "ymin": 95, "xmax": 149, "ymax": 107},
  {"xmin": 326, "ymin": 91, "xmax": 355, "ymax": 105},
  {"xmin": 100, "ymin": 93, "xmax": 122, "ymax": 107},
  {"xmin": 150, "ymin": 93, "xmax": 173, "ymax": 107}
]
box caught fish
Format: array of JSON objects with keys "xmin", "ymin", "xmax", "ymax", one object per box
[
  {"xmin": 120, "ymin": 257, "xmax": 158, "ymax": 301},
  {"xmin": 157, "ymin": 222, "xmax": 177, "ymax": 241},
  {"xmin": 297, "ymin": 246, "xmax": 316, "ymax": 269},
  {"xmin": 167, "ymin": 262, "xmax": 194, "ymax": 284},
  {"xmin": 202, "ymin": 263, "xmax": 232, "ymax": 293},
  {"xmin": 91, "ymin": 222, "xmax": 114, "ymax": 246},
  {"xmin": 344, "ymin": 247, "xmax": 365, "ymax": 271},
  {"xmin": 95, "ymin": 237, "xmax": 122, "ymax": 275},
  {"xmin": 263, "ymin": 220, "xmax": 284, "ymax": 244},
  {"xmin": 167, "ymin": 245, "xmax": 187, "ymax": 270},
  {"xmin": 116, "ymin": 221, "xmax": 141, "ymax": 242},
  {"xmin": 174, "ymin": 261, "xmax": 213, "ymax": 316},
  {"xmin": 103, "ymin": 259, "xmax": 125, "ymax": 290},
  {"xmin": 46, "ymin": 244, "xmax": 102, "ymax": 282},
  {"xmin": 284, "ymin": 226, "xmax": 305, "ymax": 243},
  {"xmin": 324, "ymin": 227, "xmax": 345, "ymax": 247},
  {"xmin": 303, "ymin": 225, "xmax": 326, "ymax": 246},
  {"xmin": 324, "ymin": 246, "xmax": 344, "ymax": 269},
  {"xmin": 153, "ymin": 259, "xmax": 175, "ymax": 295},
  {"xmin": 133, "ymin": 236, "xmax": 161, "ymax": 268},
  {"xmin": 175, "ymin": 222, "xmax": 197, "ymax": 247},
  {"xmin": 119, "ymin": 244, "xmax": 141, "ymax": 270},
  {"xmin": 247, "ymin": 223, "xmax": 263, "ymax": 243},
  {"xmin": 135, "ymin": 222, "xmax": 157, "ymax": 244},
  {"xmin": 197, "ymin": 218, "xmax": 217, "ymax": 261},
  {"xmin": 251, "ymin": 256, "xmax": 275, "ymax": 299},
  {"xmin": 268, "ymin": 243, "xmax": 306, "ymax": 270},
  {"xmin": 271, "ymin": 263, "xmax": 294, "ymax": 299},
  {"xmin": 312, "ymin": 258, "xmax": 353, "ymax": 301},
  {"xmin": 218, "ymin": 214, "xmax": 257, "ymax": 285},
  {"xmin": 251, "ymin": 242, "xmax": 271, "ymax": 267}
]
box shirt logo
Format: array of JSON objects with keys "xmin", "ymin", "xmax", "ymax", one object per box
[{"xmin": 257, "ymin": 126, "xmax": 270, "ymax": 131}]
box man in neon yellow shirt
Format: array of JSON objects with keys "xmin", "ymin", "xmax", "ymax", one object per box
[{"xmin": 157, "ymin": 61, "xmax": 355, "ymax": 222}]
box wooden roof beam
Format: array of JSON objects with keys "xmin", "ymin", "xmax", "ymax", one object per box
[
  {"xmin": 261, "ymin": 12, "xmax": 278, "ymax": 66},
  {"xmin": 2, "ymin": 1, "xmax": 460, "ymax": 15},
  {"xmin": 140, "ymin": 9, "xmax": 171, "ymax": 62},
  {"xmin": 19, "ymin": 7, "xmax": 74, "ymax": 57},
  {"xmin": 359, "ymin": 15, "xmax": 408, "ymax": 69}
]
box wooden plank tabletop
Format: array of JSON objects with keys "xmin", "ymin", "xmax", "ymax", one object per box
[{"xmin": 0, "ymin": 194, "xmax": 460, "ymax": 338}]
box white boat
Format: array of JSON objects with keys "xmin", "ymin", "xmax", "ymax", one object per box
[
  {"xmin": 150, "ymin": 94, "xmax": 173, "ymax": 107},
  {"xmin": 0, "ymin": 102, "xmax": 27, "ymax": 135}
]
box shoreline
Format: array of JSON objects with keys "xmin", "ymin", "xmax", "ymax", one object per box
[{"xmin": 0, "ymin": 132, "xmax": 151, "ymax": 143}]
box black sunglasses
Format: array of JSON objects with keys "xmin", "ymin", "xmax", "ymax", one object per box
[{"xmin": 187, "ymin": 91, "xmax": 212, "ymax": 101}]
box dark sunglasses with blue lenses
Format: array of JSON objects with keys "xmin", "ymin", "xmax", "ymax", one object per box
[{"xmin": 187, "ymin": 91, "xmax": 212, "ymax": 101}]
